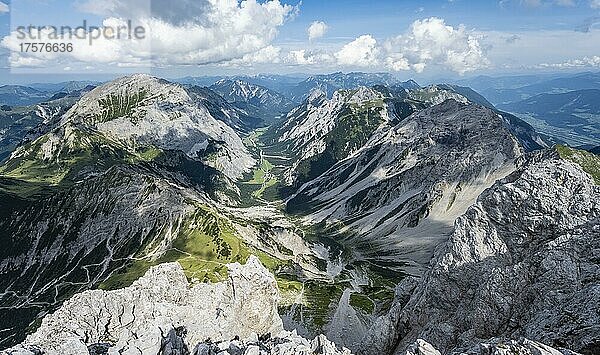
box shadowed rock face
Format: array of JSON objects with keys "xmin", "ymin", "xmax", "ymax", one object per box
[
  {"xmin": 290, "ymin": 100, "xmax": 523, "ymax": 272},
  {"xmin": 4, "ymin": 256, "xmax": 352, "ymax": 355},
  {"xmin": 191, "ymin": 333, "xmax": 352, "ymax": 355},
  {"xmin": 0, "ymin": 165, "xmax": 201, "ymax": 347},
  {"xmin": 357, "ymin": 150, "xmax": 600, "ymax": 354}
]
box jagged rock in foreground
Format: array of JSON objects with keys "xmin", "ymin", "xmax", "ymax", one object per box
[
  {"xmin": 192, "ymin": 333, "xmax": 351, "ymax": 355},
  {"xmin": 402, "ymin": 338, "xmax": 580, "ymax": 355},
  {"xmin": 402, "ymin": 339, "xmax": 441, "ymax": 355},
  {"xmin": 5, "ymin": 256, "xmax": 351, "ymax": 355},
  {"xmin": 362, "ymin": 149, "xmax": 599, "ymax": 354}
]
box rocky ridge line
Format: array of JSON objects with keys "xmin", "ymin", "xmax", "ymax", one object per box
[
  {"xmin": 4, "ymin": 256, "xmax": 351, "ymax": 355},
  {"xmin": 357, "ymin": 149, "xmax": 599, "ymax": 354},
  {"xmin": 401, "ymin": 338, "xmax": 581, "ymax": 355}
]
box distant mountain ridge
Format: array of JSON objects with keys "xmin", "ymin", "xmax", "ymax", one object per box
[
  {"xmin": 177, "ymin": 72, "xmax": 420, "ymax": 104},
  {"xmin": 176, "ymin": 73, "xmax": 307, "ymax": 95},
  {"xmin": 452, "ymin": 71, "xmax": 600, "ymax": 146},
  {"xmin": 456, "ymin": 71, "xmax": 600, "ymax": 105},
  {"xmin": 0, "ymin": 81, "xmax": 101, "ymax": 106},
  {"xmin": 209, "ymin": 79, "xmax": 295, "ymax": 125},
  {"xmin": 0, "ymin": 86, "xmax": 50, "ymax": 106},
  {"xmin": 286, "ymin": 72, "xmax": 420, "ymax": 102},
  {"xmin": 498, "ymin": 88, "xmax": 600, "ymax": 146}
]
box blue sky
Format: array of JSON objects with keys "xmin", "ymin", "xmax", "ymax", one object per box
[
  {"xmin": 280, "ymin": 0, "xmax": 588, "ymax": 36},
  {"xmin": 0, "ymin": 0, "xmax": 599, "ymax": 83}
]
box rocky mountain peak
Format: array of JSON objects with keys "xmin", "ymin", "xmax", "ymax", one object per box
[
  {"xmin": 62, "ymin": 74, "xmax": 176, "ymax": 125},
  {"xmin": 211, "ymin": 79, "xmax": 279, "ymax": 100},
  {"xmin": 407, "ymin": 85, "xmax": 469, "ymax": 106},
  {"xmin": 346, "ymin": 86, "xmax": 385, "ymax": 104},
  {"xmin": 369, "ymin": 149, "xmax": 600, "ymax": 354},
  {"xmin": 305, "ymin": 88, "xmax": 328, "ymax": 105},
  {"xmin": 209, "ymin": 78, "xmax": 294, "ymax": 125},
  {"xmin": 401, "ymin": 80, "xmax": 421, "ymax": 90},
  {"xmin": 5, "ymin": 257, "xmax": 351, "ymax": 355},
  {"xmin": 290, "ymin": 99, "xmax": 524, "ymax": 270},
  {"xmin": 16, "ymin": 74, "xmax": 256, "ymax": 180}
]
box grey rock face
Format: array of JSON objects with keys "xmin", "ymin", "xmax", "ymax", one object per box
[
  {"xmin": 381, "ymin": 150, "xmax": 600, "ymax": 354},
  {"xmin": 402, "ymin": 339, "xmax": 441, "ymax": 355},
  {"xmin": 190, "ymin": 333, "xmax": 351, "ymax": 355},
  {"xmin": 4, "ymin": 257, "xmax": 351, "ymax": 355},
  {"xmin": 357, "ymin": 277, "xmax": 420, "ymax": 354},
  {"xmin": 3, "ymin": 257, "xmax": 269, "ymax": 354},
  {"xmin": 401, "ymin": 338, "xmax": 580, "ymax": 355},
  {"xmin": 290, "ymin": 100, "xmax": 523, "ymax": 270}
]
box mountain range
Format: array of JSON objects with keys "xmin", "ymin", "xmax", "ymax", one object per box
[
  {"xmin": 497, "ymin": 89, "xmax": 600, "ymax": 146},
  {"xmin": 0, "ymin": 72, "xmax": 598, "ymax": 355},
  {"xmin": 456, "ymin": 71, "xmax": 600, "ymax": 147},
  {"xmin": 455, "ymin": 71, "xmax": 600, "ymax": 105},
  {"xmin": 209, "ymin": 79, "xmax": 295, "ymax": 125},
  {"xmin": 0, "ymin": 81, "xmax": 99, "ymax": 107}
]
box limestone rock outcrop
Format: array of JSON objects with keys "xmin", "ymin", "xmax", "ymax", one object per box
[
  {"xmin": 361, "ymin": 150, "xmax": 600, "ymax": 354},
  {"xmin": 4, "ymin": 256, "xmax": 351, "ymax": 355},
  {"xmin": 401, "ymin": 338, "xmax": 581, "ymax": 355}
]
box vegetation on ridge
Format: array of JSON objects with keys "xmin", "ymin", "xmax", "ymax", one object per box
[
  {"xmin": 556, "ymin": 144, "xmax": 600, "ymax": 184},
  {"xmin": 97, "ymin": 90, "xmax": 148, "ymax": 123},
  {"xmin": 99, "ymin": 204, "xmax": 291, "ymax": 290}
]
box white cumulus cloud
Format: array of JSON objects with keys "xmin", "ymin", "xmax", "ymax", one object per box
[
  {"xmin": 323, "ymin": 18, "xmax": 488, "ymax": 74},
  {"xmin": 537, "ymin": 55, "xmax": 600, "ymax": 68},
  {"xmin": 307, "ymin": 21, "xmax": 328, "ymax": 41},
  {"xmin": 335, "ymin": 35, "xmax": 379, "ymax": 67},
  {"xmin": 283, "ymin": 17, "xmax": 488, "ymax": 74},
  {"xmin": 2, "ymin": 0, "xmax": 295, "ymax": 69},
  {"xmin": 1, "ymin": 19, "xmax": 151, "ymax": 68},
  {"xmin": 285, "ymin": 49, "xmax": 333, "ymax": 65},
  {"xmin": 221, "ymin": 45, "xmax": 282, "ymax": 67},
  {"xmin": 383, "ymin": 17, "xmax": 489, "ymax": 74},
  {"xmin": 287, "ymin": 50, "xmax": 316, "ymax": 65}
]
